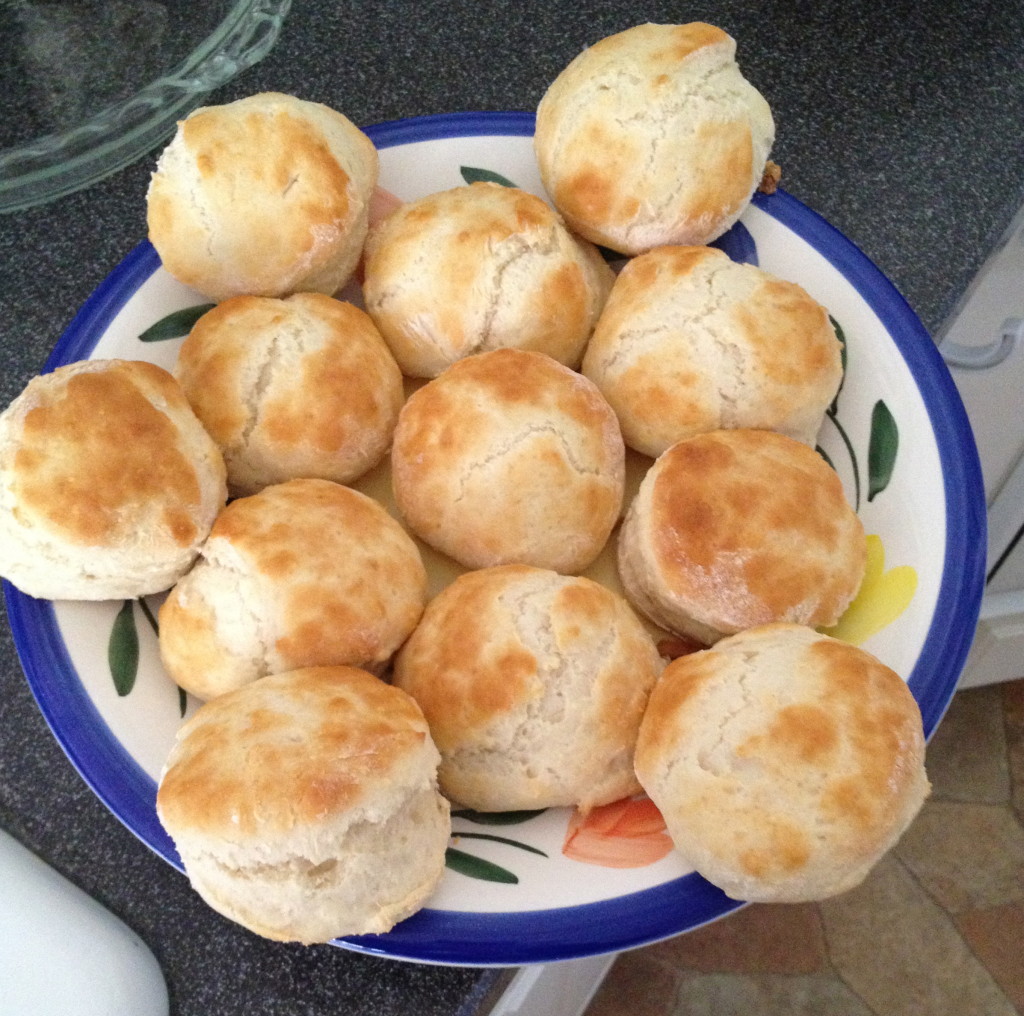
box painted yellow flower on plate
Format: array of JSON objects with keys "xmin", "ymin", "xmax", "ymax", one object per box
[{"xmin": 824, "ymin": 533, "xmax": 917, "ymax": 646}]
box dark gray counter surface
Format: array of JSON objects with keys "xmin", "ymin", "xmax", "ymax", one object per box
[{"xmin": 2, "ymin": 2, "xmax": 1023, "ymax": 1014}]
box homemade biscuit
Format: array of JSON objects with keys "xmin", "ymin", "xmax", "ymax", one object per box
[
  {"xmin": 157, "ymin": 666, "xmax": 451, "ymax": 943},
  {"xmin": 158, "ymin": 478, "xmax": 427, "ymax": 700},
  {"xmin": 175, "ymin": 293, "xmax": 404, "ymax": 496},
  {"xmin": 535, "ymin": 22, "xmax": 774, "ymax": 253},
  {"xmin": 147, "ymin": 92, "xmax": 378, "ymax": 301},
  {"xmin": 582, "ymin": 245, "xmax": 843, "ymax": 457},
  {"xmin": 0, "ymin": 359, "xmax": 226, "ymax": 600},
  {"xmin": 393, "ymin": 565, "xmax": 665, "ymax": 811},
  {"xmin": 634, "ymin": 624, "xmax": 930, "ymax": 902},
  {"xmin": 618, "ymin": 429, "xmax": 866, "ymax": 644},
  {"xmin": 390, "ymin": 348, "xmax": 625, "ymax": 574},
  {"xmin": 362, "ymin": 182, "xmax": 614, "ymax": 378}
]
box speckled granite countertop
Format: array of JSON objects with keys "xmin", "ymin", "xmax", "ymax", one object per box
[{"xmin": 1, "ymin": 2, "xmax": 1022, "ymax": 1014}]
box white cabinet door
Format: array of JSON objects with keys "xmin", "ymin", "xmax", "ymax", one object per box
[{"xmin": 940, "ymin": 200, "xmax": 1024, "ymax": 688}]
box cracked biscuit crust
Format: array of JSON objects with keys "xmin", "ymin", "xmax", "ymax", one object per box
[
  {"xmin": 390, "ymin": 348, "xmax": 625, "ymax": 574},
  {"xmin": 363, "ymin": 182, "xmax": 614, "ymax": 377},
  {"xmin": 147, "ymin": 92, "xmax": 378, "ymax": 301},
  {"xmin": 158, "ymin": 478, "xmax": 427, "ymax": 700},
  {"xmin": 175, "ymin": 293, "xmax": 403, "ymax": 496},
  {"xmin": 634, "ymin": 623, "xmax": 929, "ymax": 902},
  {"xmin": 582, "ymin": 245, "xmax": 842, "ymax": 457},
  {"xmin": 393, "ymin": 565, "xmax": 663, "ymax": 811},
  {"xmin": 534, "ymin": 22, "xmax": 774, "ymax": 254}
]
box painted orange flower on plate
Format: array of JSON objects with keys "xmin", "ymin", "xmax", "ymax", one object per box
[{"xmin": 562, "ymin": 796, "xmax": 675, "ymax": 868}]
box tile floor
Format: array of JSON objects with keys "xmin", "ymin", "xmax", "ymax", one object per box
[{"xmin": 584, "ymin": 678, "xmax": 1024, "ymax": 1016}]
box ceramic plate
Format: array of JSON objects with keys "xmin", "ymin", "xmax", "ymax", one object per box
[{"xmin": 4, "ymin": 112, "xmax": 986, "ymax": 966}]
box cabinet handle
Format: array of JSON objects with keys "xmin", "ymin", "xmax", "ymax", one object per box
[{"xmin": 941, "ymin": 317, "xmax": 1022, "ymax": 370}]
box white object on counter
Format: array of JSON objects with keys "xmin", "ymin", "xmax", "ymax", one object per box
[{"xmin": 0, "ymin": 827, "xmax": 169, "ymax": 1016}]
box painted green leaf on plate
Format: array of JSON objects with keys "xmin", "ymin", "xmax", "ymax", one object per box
[
  {"xmin": 867, "ymin": 399, "xmax": 898, "ymax": 502},
  {"xmin": 460, "ymin": 166, "xmax": 517, "ymax": 188},
  {"xmin": 451, "ymin": 808, "xmax": 546, "ymax": 825},
  {"xmin": 139, "ymin": 303, "xmax": 215, "ymax": 342},
  {"xmin": 108, "ymin": 600, "xmax": 139, "ymax": 696},
  {"xmin": 824, "ymin": 411, "xmax": 861, "ymax": 511},
  {"xmin": 445, "ymin": 847, "xmax": 518, "ymax": 884},
  {"xmin": 137, "ymin": 596, "xmax": 160, "ymax": 635},
  {"xmin": 829, "ymin": 315, "xmax": 848, "ymax": 415},
  {"xmin": 823, "ymin": 315, "xmax": 861, "ymax": 508},
  {"xmin": 454, "ymin": 832, "xmax": 548, "ymax": 857}
]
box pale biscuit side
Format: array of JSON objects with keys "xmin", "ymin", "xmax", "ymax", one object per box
[{"xmin": 157, "ymin": 667, "xmax": 450, "ymax": 942}]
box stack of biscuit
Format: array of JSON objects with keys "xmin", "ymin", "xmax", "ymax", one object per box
[{"xmin": 0, "ymin": 21, "xmax": 931, "ymax": 942}]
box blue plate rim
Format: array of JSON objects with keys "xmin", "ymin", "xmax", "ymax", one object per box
[
  {"xmin": 4, "ymin": 110, "xmax": 986, "ymax": 965},
  {"xmin": 41, "ymin": 240, "xmax": 162, "ymax": 369},
  {"xmin": 3, "ymin": 584, "xmax": 182, "ymax": 866},
  {"xmin": 744, "ymin": 188, "xmax": 987, "ymax": 734}
]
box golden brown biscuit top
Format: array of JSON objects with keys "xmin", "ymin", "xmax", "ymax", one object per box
[
  {"xmin": 175, "ymin": 299, "xmax": 266, "ymax": 449},
  {"xmin": 257, "ymin": 298, "xmax": 399, "ymax": 456},
  {"xmin": 648, "ymin": 430, "xmax": 864, "ymax": 628},
  {"xmin": 601, "ymin": 246, "xmax": 837, "ymax": 387},
  {"xmin": 553, "ymin": 122, "xmax": 752, "ymax": 247},
  {"xmin": 455, "ymin": 346, "xmax": 595, "ymax": 413},
  {"xmin": 633, "ymin": 650, "xmax": 719, "ymax": 766},
  {"xmin": 636, "ymin": 624, "xmax": 926, "ymax": 877},
  {"xmin": 11, "ymin": 361, "xmax": 206, "ymax": 548},
  {"xmin": 363, "ymin": 183, "xmax": 610, "ymax": 376},
  {"xmin": 212, "ymin": 478, "xmax": 392, "ymax": 575},
  {"xmin": 147, "ymin": 95, "xmax": 364, "ymax": 295},
  {"xmin": 612, "ymin": 244, "xmax": 712, "ymax": 292},
  {"xmin": 207, "ymin": 478, "xmax": 426, "ymax": 668},
  {"xmin": 183, "ymin": 100, "xmax": 350, "ymax": 219},
  {"xmin": 394, "ymin": 565, "xmax": 660, "ymax": 758},
  {"xmin": 394, "ymin": 348, "xmax": 619, "ymax": 462},
  {"xmin": 584, "ymin": 246, "xmax": 841, "ymax": 456},
  {"xmin": 394, "ymin": 567, "xmax": 542, "ymax": 752},
  {"xmin": 176, "ymin": 293, "xmax": 401, "ymax": 457},
  {"xmin": 731, "ymin": 276, "xmax": 838, "ymax": 388},
  {"xmin": 535, "ymin": 23, "xmax": 768, "ymax": 253},
  {"xmin": 157, "ymin": 666, "xmax": 430, "ymax": 838},
  {"xmin": 583, "ymin": 248, "xmax": 721, "ymax": 446},
  {"xmin": 587, "ymin": 21, "xmax": 733, "ymax": 66},
  {"xmin": 550, "ymin": 576, "xmax": 662, "ymax": 747},
  {"xmin": 390, "ymin": 348, "xmax": 624, "ymax": 573},
  {"xmin": 368, "ymin": 182, "xmax": 553, "ymax": 255}
]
